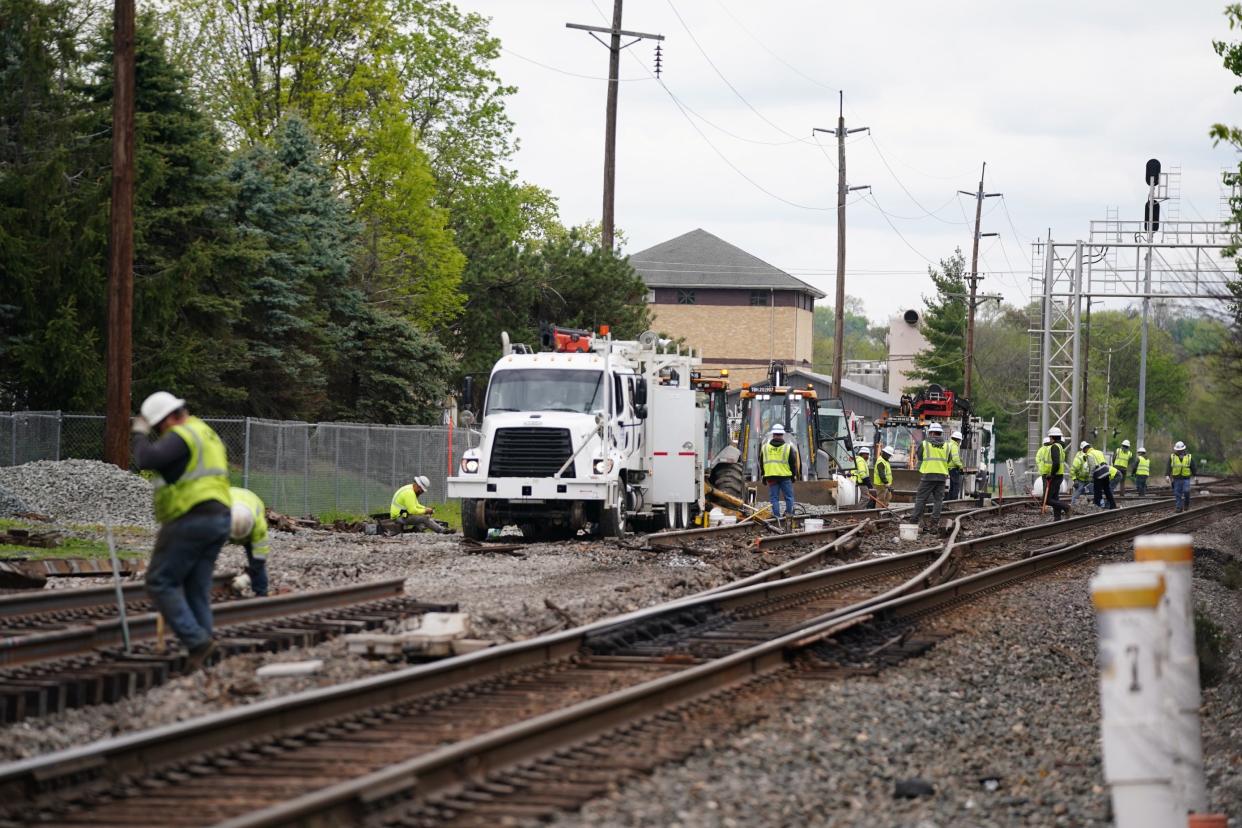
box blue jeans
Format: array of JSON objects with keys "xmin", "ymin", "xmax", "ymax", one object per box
[
  {"xmin": 768, "ymin": 477, "xmax": 795, "ymax": 518},
  {"xmin": 146, "ymin": 511, "xmax": 229, "ymax": 650},
  {"xmin": 246, "ymin": 548, "xmax": 269, "ymax": 597},
  {"xmin": 1069, "ymin": 480, "xmax": 1091, "ymax": 505},
  {"xmin": 1172, "ymin": 477, "xmax": 1191, "ymax": 511}
]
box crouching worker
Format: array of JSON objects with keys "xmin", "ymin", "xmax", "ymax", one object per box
[
  {"xmin": 228, "ymin": 487, "xmax": 270, "ymax": 597},
  {"xmin": 132, "ymin": 392, "xmax": 230, "ymax": 672},
  {"xmin": 390, "ymin": 475, "xmax": 450, "ymax": 534}
]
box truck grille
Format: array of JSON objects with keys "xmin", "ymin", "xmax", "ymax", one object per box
[{"xmin": 489, "ymin": 428, "xmax": 576, "ymax": 478}]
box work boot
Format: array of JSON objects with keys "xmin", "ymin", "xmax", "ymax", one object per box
[{"xmin": 185, "ymin": 639, "xmax": 217, "ymax": 673}]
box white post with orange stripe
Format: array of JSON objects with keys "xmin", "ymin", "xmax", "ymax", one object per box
[
  {"xmin": 1091, "ymin": 564, "xmax": 1179, "ymax": 828},
  {"xmin": 1134, "ymin": 534, "xmax": 1207, "ymax": 814}
]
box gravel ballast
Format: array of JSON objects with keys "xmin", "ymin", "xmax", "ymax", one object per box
[
  {"xmin": 0, "ymin": 484, "xmax": 30, "ymax": 518},
  {"xmin": 0, "ymin": 460, "xmax": 155, "ymax": 528},
  {"xmin": 558, "ymin": 512, "xmax": 1242, "ymax": 827}
]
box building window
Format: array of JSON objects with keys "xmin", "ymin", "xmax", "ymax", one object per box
[
  {"xmin": 677, "ymin": 289, "xmax": 696, "ymax": 305},
  {"xmin": 750, "ymin": 290, "xmax": 768, "ymax": 307},
  {"xmin": 645, "ymin": 289, "xmax": 655, "ymax": 303}
]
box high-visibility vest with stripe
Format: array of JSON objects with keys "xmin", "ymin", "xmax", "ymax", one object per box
[
  {"xmin": 1088, "ymin": 448, "xmax": 1116, "ymax": 480},
  {"xmin": 1170, "ymin": 453, "xmax": 1193, "ymax": 477},
  {"xmin": 852, "ymin": 455, "xmax": 870, "ymax": 484},
  {"xmin": 1036, "ymin": 443, "xmax": 1064, "ymax": 476},
  {"xmin": 390, "ymin": 484, "xmax": 429, "ymax": 518},
  {"xmin": 1070, "ymin": 452, "xmax": 1091, "ymax": 482},
  {"xmin": 948, "ymin": 440, "xmax": 964, "ymax": 471},
  {"xmin": 228, "ymin": 486, "xmax": 270, "ymax": 558},
  {"xmin": 151, "ymin": 417, "xmax": 231, "ymax": 524},
  {"xmin": 1135, "ymin": 456, "xmax": 1151, "ymax": 476},
  {"xmin": 919, "ymin": 441, "xmax": 950, "ymax": 476},
  {"xmin": 762, "ymin": 441, "xmax": 793, "ymax": 477},
  {"xmin": 1113, "ymin": 448, "xmax": 1133, "ymax": 469},
  {"xmin": 874, "ymin": 456, "xmax": 892, "ymax": 486}
]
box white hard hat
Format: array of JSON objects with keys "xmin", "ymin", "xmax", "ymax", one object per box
[
  {"xmin": 951, "ymin": 431, "xmax": 963, "ymax": 441},
  {"xmin": 858, "ymin": 446, "xmax": 870, "ymax": 454},
  {"xmin": 770, "ymin": 424, "xmax": 785, "ymax": 435},
  {"xmin": 881, "ymin": 445, "xmax": 894, "ymax": 456},
  {"xmin": 1121, "ymin": 439, "xmax": 1131, "ymax": 447},
  {"xmin": 1043, "ymin": 437, "xmax": 1050, "ymax": 445},
  {"xmin": 927, "ymin": 422, "xmax": 943, "ymax": 433},
  {"xmin": 140, "ymin": 391, "xmax": 186, "ymax": 427},
  {"xmin": 414, "ymin": 475, "xmax": 431, "ymax": 490},
  {"xmin": 1047, "ymin": 426, "xmax": 1062, "ymax": 438},
  {"xmin": 230, "ymin": 502, "xmax": 255, "ymax": 541},
  {"xmin": 1080, "ymin": 441, "xmax": 1090, "ymax": 450},
  {"xmin": 1173, "ymin": 441, "xmax": 1186, "ymax": 451},
  {"xmin": 1137, "ymin": 446, "xmax": 1146, "ymax": 453}
]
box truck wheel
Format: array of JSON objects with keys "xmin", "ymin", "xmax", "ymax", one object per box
[
  {"xmin": 598, "ymin": 489, "xmax": 627, "ymax": 539},
  {"xmin": 710, "ymin": 461, "xmax": 745, "ymax": 501},
  {"xmin": 461, "ymin": 498, "xmax": 486, "ymax": 541}
]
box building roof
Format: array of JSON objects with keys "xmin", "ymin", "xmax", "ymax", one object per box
[
  {"xmin": 629, "ymin": 229, "xmax": 827, "ymax": 298},
  {"xmin": 789, "ymin": 367, "xmax": 902, "ymax": 409}
]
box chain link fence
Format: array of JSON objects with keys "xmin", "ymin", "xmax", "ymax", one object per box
[{"xmin": 0, "ymin": 412, "xmax": 477, "ymax": 516}]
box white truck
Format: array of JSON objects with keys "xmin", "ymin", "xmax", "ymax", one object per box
[{"xmin": 448, "ymin": 328, "xmax": 706, "ymax": 540}]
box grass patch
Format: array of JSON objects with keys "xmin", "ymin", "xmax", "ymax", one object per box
[
  {"xmin": 1195, "ymin": 606, "xmax": 1232, "ymax": 689},
  {"xmin": 1222, "ymin": 561, "xmax": 1242, "ymax": 591},
  {"xmin": 433, "ymin": 500, "xmax": 461, "ymax": 532},
  {"xmin": 316, "ymin": 510, "xmax": 371, "ymax": 525},
  {"xmin": 0, "ymin": 536, "xmax": 144, "ymax": 560}
]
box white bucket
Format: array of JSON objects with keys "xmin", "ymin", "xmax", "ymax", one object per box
[
  {"xmin": 803, "ymin": 518, "xmax": 825, "ymax": 532},
  {"xmin": 720, "ymin": 515, "xmax": 737, "ymax": 526},
  {"xmin": 898, "ymin": 523, "xmax": 919, "ymax": 542},
  {"xmin": 708, "ymin": 508, "xmax": 724, "ymax": 526}
]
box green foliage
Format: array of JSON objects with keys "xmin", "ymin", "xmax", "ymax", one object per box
[
  {"xmin": 971, "ymin": 303, "xmax": 1030, "ymax": 459},
  {"xmin": 907, "ymin": 249, "xmax": 967, "ymax": 393},
  {"xmin": 810, "ymin": 296, "xmax": 887, "ymax": 373}
]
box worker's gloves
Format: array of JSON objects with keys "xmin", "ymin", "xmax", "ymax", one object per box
[
  {"xmin": 130, "ymin": 415, "xmax": 150, "ymax": 434},
  {"xmin": 399, "ymin": 509, "xmax": 409, "ymax": 518},
  {"xmin": 1165, "ymin": 476, "xmax": 1172, "ymax": 485}
]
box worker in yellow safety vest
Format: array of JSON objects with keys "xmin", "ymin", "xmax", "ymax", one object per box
[
  {"xmin": 1070, "ymin": 441, "xmax": 1094, "ymax": 506},
  {"xmin": 131, "ymin": 391, "xmax": 231, "ymax": 672},
  {"xmin": 1133, "ymin": 446, "xmax": 1150, "ymax": 496},
  {"xmin": 867, "ymin": 445, "xmax": 894, "ymax": 509},
  {"xmin": 1112, "ymin": 439, "xmax": 1134, "ymax": 496},
  {"xmin": 1087, "ymin": 444, "xmax": 1118, "ymax": 509},
  {"xmin": 947, "ymin": 430, "xmax": 966, "ymax": 499},
  {"xmin": 852, "ymin": 446, "xmax": 871, "ymax": 485},
  {"xmin": 227, "ymin": 487, "xmax": 271, "ymax": 597},
  {"xmin": 390, "ymin": 475, "xmax": 451, "ymax": 534},
  {"xmin": 1165, "ymin": 441, "xmax": 1197, "ymax": 512},
  {"xmin": 909, "ymin": 423, "xmax": 951, "ymax": 532},
  {"xmin": 1035, "ymin": 427, "xmax": 1070, "ymax": 521},
  {"xmin": 762, "ymin": 424, "xmax": 800, "ymax": 523}
]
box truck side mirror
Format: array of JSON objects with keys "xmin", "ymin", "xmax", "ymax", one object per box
[
  {"xmin": 461, "ymin": 376, "xmax": 475, "ymax": 412},
  {"xmin": 634, "ymin": 377, "xmax": 648, "ymax": 406},
  {"xmin": 635, "ymin": 404, "xmax": 648, "ymax": 420}
]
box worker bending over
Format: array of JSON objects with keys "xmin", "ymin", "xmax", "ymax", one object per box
[
  {"xmin": 1069, "ymin": 442, "xmax": 1093, "ymax": 505},
  {"xmin": 947, "ymin": 430, "xmax": 965, "ymax": 499},
  {"xmin": 131, "ymin": 392, "xmax": 230, "ymax": 671},
  {"xmin": 868, "ymin": 445, "xmax": 894, "ymax": 509},
  {"xmin": 1036, "ymin": 427, "xmax": 1070, "ymax": 521},
  {"xmin": 1166, "ymin": 441, "xmax": 1197, "ymax": 512},
  {"xmin": 1133, "ymin": 447, "xmax": 1150, "ymax": 495},
  {"xmin": 227, "ymin": 486, "xmax": 270, "ymax": 597},
  {"xmin": 1112, "ymin": 439, "xmax": 1134, "ymax": 496},
  {"xmin": 762, "ymin": 424, "xmax": 800, "ymax": 525},
  {"xmin": 909, "ymin": 423, "xmax": 950, "ymax": 532},
  {"xmin": 390, "ymin": 476, "xmax": 450, "ymax": 534}
]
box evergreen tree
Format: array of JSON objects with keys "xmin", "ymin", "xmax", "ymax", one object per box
[{"xmin": 906, "ymin": 249, "xmax": 968, "ymax": 394}]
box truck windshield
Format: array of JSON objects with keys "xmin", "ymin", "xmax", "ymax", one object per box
[{"xmin": 485, "ymin": 369, "xmax": 605, "ymax": 415}]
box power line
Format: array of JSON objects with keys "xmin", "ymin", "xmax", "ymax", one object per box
[
  {"xmin": 711, "ymin": 0, "xmax": 838, "ymax": 92},
  {"xmin": 867, "ymin": 135, "xmax": 968, "ymax": 225},
  {"xmin": 860, "ymin": 192, "xmax": 940, "ymax": 265},
  {"xmin": 501, "ymin": 46, "xmax": 654, "ymax": 82}
]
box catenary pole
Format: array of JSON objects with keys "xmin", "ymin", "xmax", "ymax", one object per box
[{"xmin": 960, "ymin": 162, "xmax": 1001, "ymax": 403}]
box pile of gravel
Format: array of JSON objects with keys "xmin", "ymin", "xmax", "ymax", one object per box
[
  {"xmin": 0, "ymin": 460, "xmax": 155, "ymax": 528},
  {"xmin": 0, "ymin": 484, "xmax": 30, "ymax": 518}
]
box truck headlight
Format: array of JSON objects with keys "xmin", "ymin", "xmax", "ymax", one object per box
[
  {"xmin": 461, "ymin": 458, "xmax": 480, "ymax": 474},
  {"xmin": 593, "ymin": 458, "xmax": 613, "ymax": 474}
]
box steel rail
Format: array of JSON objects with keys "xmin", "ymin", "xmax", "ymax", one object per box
[
  {"xmin": 222, "ymin": 497, "xmax": 1240, "ymax": 827},
  {"xmin": 0, "ymin": 574, "xmax": 232, "ymax": 620},
  {"xmin": 0, "ymin": 577, "xmax": 407, "ymax": 669},
  {"xmin": 0, "ymin": 499, "xmax": 1117, "ymax": 805}
]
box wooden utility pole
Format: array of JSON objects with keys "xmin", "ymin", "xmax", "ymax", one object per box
[
  {"xmin": 959, "ymin": 162, "xmax": 1001, "ymax": 403},
  {"xmin": 814, "ymin": 93, "xmax": 867, "ymax": 399},
  {"xmin": 566, "ymin": 2, "xmax": 662, "ymax": 252},
  {"xmin": 105, "ymin": 0, "xmax": 136, "ymax": 468}
]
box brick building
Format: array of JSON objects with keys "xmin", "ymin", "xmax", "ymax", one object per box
[{"xmin": 629, "ymin": 229, "xmax": 825, "ymax": 385}]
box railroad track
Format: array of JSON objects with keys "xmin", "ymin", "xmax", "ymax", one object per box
[
  {"xmin": 0, "ymin": 579, "xmax": 455, "ymax": 724},
  {"xmin": 2, "ymin": 496, "xmax": 1225, "ymax": 826}
]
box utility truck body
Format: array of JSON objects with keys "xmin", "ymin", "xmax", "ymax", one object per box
[{"xmin": 448, "ymin": 329, "xmax": 705, "ymax": 539}]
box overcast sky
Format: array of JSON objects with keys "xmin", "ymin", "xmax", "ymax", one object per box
[{"xmin": 458, "ymin": 0, "xmax": 1240, "ymax": 322}]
